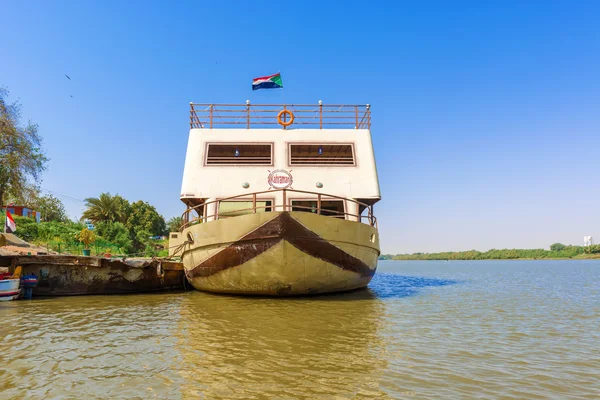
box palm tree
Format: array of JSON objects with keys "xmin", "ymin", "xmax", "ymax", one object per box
[
  {"xmin": 166, "ymin": 216, "xmax": 183, "ymax": 233},
  {"xmin": 82, "ymin": 193, "xmax": 129, "ymax": 223}
]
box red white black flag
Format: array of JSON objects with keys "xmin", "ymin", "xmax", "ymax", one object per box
[{"xmin": 5, "ymin": 209, "xmax": 16, "ymax": 233}]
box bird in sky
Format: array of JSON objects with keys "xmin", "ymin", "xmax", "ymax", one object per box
[
  {"xmin": 65, "ymin": 74, "xmax": 71, "ymax": 80},
  {"xmin": 70, "ymin": 95, "xmax": 74, "ymax": 98}
]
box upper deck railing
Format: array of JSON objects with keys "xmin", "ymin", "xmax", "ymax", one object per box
[
  {"xmin": 189, "ymin": 103, "xmax": 371, "ymax": 130},
  {"xmin": 180, "ymin": 188, "xmax": 377, "ymax": 230}
]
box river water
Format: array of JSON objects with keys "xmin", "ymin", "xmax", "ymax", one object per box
[{"xmin": 1, "ymin": 260, "xmax": 598, "ymax": 399}]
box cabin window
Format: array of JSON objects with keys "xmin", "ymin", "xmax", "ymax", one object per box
[
  {"xmin": 206, "ymin": 143, "xmax": 272, "ymax": 165},
  {"xmin": 291, "ymin": 200, "xmax": 346, "ymax": 218},
  {"xmin": 289, "ymin": 144, "xmax": 355, "ymax": 166},
  {"xmin": 218, "ymin": 200, "xmax": 273, "ymax": 218}
]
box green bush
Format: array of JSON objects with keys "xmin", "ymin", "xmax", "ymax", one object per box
[
  {"xmin": 95, "ymin": 221, "xmax": 133, "ymax": 253},
  {"xmin": 550, "ymin": 243, "xmax": 566, "ymax": 252},
  {"xmin": 584, "ymin": 244, "xmax": 600, "ymax": 254},
  {"xmin": 2, "ymin": 215, "xmax": 84, "ymax": 243},
  {"xmin": 2, "ymin": 206, "xmax": 171, "ymax": 257}
]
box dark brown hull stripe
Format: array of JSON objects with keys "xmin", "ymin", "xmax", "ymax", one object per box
[{"xmin": 187, "ymin": 212, "xmax": 375, "ymax": 279}]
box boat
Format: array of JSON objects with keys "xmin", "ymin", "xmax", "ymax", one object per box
[
  {"xmin": 0, "ymin": 255, "xmax": 185, "ymax": 296},
  {"xmin": 0, "ymin": 266, "xmax": 22, "ymax": 301},
  {"xmin": 169, "ymin": 102, "xmax": 381, "ymax": 295}
]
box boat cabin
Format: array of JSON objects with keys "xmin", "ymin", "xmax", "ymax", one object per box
[{"xmin": 178, "ymin": 102, "xmax": 381, "ymax": 230}]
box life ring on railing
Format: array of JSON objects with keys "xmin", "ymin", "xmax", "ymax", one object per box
[{"xmin": 277, "ymin": 109, "xmax": 294, "ymax": 127}]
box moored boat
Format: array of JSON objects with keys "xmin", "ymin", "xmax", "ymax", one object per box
[
  {"xmin": 0, "ymin": 266, "xmax": 22, "ymax": 301},
  {"xmin": 170, "ymin": 102, "xmax": 381, "ymax": 295}
]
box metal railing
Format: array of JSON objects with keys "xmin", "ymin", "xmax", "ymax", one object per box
[
  {"xmin": 189, "ymin": 103, "xmax": 371, "ymax": 130},
  {"xmin": 180, "ymin": 188, "xmax": 377, "ymax": 231}
]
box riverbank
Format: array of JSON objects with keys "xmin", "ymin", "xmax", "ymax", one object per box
[
  {"xmin": 380, "ymin": 245, "xmax": 600, "ymax": 261},
  {"xmin": 0, "ymin": 254, "xmax": 185, "ymax": 296}
]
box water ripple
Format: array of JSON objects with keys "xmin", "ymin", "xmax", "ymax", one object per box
[{"xmin": 1, "ymin": 260, "xmax": 599, "ymax": 399}]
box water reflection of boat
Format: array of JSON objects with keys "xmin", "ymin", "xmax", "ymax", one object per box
[{"xmin": 174, "ymin": 290, "xmax": 387, "ymax": 398}]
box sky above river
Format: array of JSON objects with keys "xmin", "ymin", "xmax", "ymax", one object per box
[{"xmin": 2, "ymin": 1, "xmax": 599, "ymax": 253}]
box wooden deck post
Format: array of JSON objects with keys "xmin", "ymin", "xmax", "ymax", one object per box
[
  {"xmin": 319, "ymin": 101, "xmax": 323, "ymax": 129},
  {"xmin": 282, "ymin": 190, "xmax": 287, "ymax": 211},
  {"xmin": 189, "ymin": 103, "xmax": 195, "ymax": 129},
  {"xmin": 246, "ymin": 101, "xmax": 250, "ymax": 129},
  {"xmin": 317, "ymin": 194, "xmax": 321, "ymax": 215}
]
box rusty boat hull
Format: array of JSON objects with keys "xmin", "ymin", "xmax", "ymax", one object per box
[
  {"xmin": 0, "ymin": 256, "xmax": 185, "ymax": 296},
  {"xmin": 181, "ymin": 211, "xmax": 380, "ymax": 296}
]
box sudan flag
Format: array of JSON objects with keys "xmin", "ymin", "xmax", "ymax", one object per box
[
  {"xmin": 5, "ymin": 209, "xmax": 16, "ymax": 233},
  {"xmin": 252, "ymin": 73, "xmax": 283, "ymax": 90}
]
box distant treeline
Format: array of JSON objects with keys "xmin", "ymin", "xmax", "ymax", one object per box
[{"xmin": 380, "ymin": 243, "xmax": 600, "ymax": 261}]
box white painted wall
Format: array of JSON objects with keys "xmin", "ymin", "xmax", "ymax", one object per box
[{"xmin": 180, "ymin": 128, "xmax": 381, "ymax": 215}]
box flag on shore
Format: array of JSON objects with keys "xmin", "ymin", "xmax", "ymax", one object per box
[
  {"xmin": 5, "ymin": 209, "xmax": 16, "ymax": 233},
  {"xmin": 252, "ymin": 73, "xmax": 283, "ymax": 90}
]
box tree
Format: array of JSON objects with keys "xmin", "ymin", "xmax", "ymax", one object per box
[
  {"xmin": 6, "ymin": 183, "xmax": 40, "ymax": 207},
  {"xmin": 113, "ymin": 195, "xmax": 132, "ymax": 221},
  {"xmin": 585, "ymin": 244, "xmax": 600, "ymax": 254},
  {"xmin": 126, "ymin": 200, "xmax": 166, "ymax": 237},
  {"xmin": 0, "ymin": 87, "xmax": 48, "ymax": 206},
  {"xmin": 82, "ymin": 193, "xmax": 130, "ymax": 223},
  {"xmin": 550, "ymin": 243, "xmax": 566, "ymax": 252},
  {"xmin": 166, "ymin": 216, "xmax": 183, "ymax": 233},
  {"xmin": 134, "ymin": 228, "xmax": 158, "ymax": 256},
  {"xmin": 95, "ymin": 221, "xmax": 132, "ymax": 252},
  {"xmin": 37, "ymin": 194, "xmax": 68, "ymax": 222}
]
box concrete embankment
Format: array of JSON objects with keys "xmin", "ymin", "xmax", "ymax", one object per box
[{"xmin": 0, "ymin": 255, "xmax": 185, "ymax": 296}]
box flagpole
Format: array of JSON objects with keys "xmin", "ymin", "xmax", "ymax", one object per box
[{"xmin": 279, "ymin": 71, "xmax": 286, "ymax": 107}]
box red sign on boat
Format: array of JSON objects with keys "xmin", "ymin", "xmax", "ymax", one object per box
[{"xmin": 268, "ymin": 170, "xmax": 293, "ymax": 189}]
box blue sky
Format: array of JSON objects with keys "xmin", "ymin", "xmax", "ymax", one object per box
[{"xmin": 2, "ymin": 1, "xmax": 599, "ymax": 253}]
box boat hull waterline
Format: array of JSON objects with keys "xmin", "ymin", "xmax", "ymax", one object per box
[
  {"xmin": 181, "ymin": 211, "xmax": 379, "ymax": 296},
  {"xmin": 0, "ymin": 279, "xmax": 20, "ymax": 301}
]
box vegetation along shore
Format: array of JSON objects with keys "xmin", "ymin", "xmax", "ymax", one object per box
[
  {"xmin": 380, "ymin": 243, "xmax": 600, "ymax": 261},
  {"xmin": 0, "ymin": 194, "xmax": 182, "ymax": 257}
]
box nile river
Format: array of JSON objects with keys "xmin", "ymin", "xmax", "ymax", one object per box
[{"xmin": 1, "ymin": 260, "xmax": 599, "ymax": 399}]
